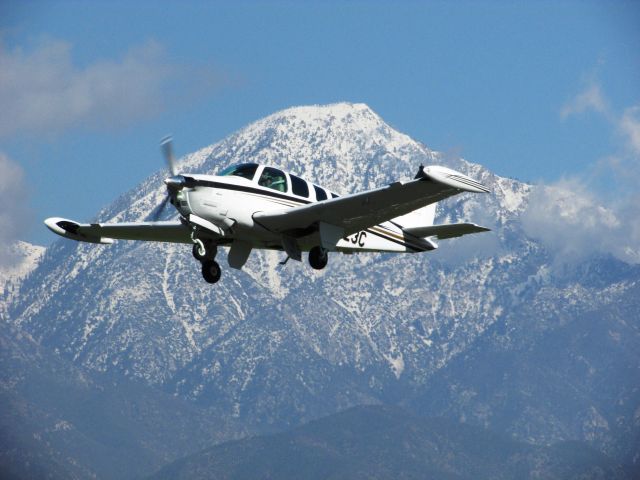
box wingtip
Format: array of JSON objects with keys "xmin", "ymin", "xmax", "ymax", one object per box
[
  {"xmin": 43, "ymin": 217, "xmax": 114, "ymax": 244},
  {"xmin": 471, "ymin": 223, "xmax": 492, "ymax": 233},
  {"xmin": 44, "ymin": 217, "xmax": 72, "ymax": 235},
  {"xmin": 422, "ymin": 166, "xmax": 491, "ymax": 193}
]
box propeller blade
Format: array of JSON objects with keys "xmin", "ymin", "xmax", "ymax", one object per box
[
  {"xmin": 160, "ymin": 135, "xmax": 177, "ymax": 177},
  {"xmin": 150, "ymin": 195, "xmax": 171, "ymax": 221}
]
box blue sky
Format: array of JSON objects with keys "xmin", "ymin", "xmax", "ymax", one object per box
[{"xmin": 1, "ymin": 0, "xmax": 639, "ymax": 245}]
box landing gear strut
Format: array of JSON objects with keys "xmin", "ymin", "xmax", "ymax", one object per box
[
  {"xmin": 192, "ymin": 241, "xmax": 218, "ymax": 262},
  {"xmin": 192, "ymin": 239, "xmax": 206, "ymax": 261},
  {"xmin": 308, "ymin": 246, "xmax": 328, "ymax": 270}
]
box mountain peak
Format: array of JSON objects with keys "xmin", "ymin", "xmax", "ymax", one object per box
[
  {"xmin": 179, "ymin": 102, "xmax": 429, "ymax": 196},
  {"xmin": 231, "ymin": 101, "xmax": 399, "ymax": 151},
  {"xmin": 265, "ymin": 102, "xmax": 378, "ymax": 122}
]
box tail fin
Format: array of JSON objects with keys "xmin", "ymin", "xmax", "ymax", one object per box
[{"xmin": 392, "ymin": 203, "xmax": 436, "ymax": 229}]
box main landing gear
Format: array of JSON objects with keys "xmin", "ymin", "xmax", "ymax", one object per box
[
  {"xmin": 308, "ymin": 246, "xmax": 328, "ymax": 270},
  {"xmin": 201, "ymin": 259, "xmax": 221, "ymax": 284},
  {"xmin": 192, "ymin": 239, "xmax": 221, "ymax": 284}
]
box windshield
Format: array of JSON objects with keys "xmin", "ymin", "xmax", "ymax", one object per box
[
  {"xmin": 258, "ymin": 167, "xmax": 288, "ymax": 193},
  {"xmin": 219, "ymin": 163, "xmax": 259, "ymax": 180}
]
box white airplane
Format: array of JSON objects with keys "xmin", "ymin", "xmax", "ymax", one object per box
[{"xmin": 46, "ymin": 137, "xmax": 491, "ymax": 284}]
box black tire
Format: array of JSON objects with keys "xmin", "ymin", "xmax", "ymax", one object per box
[
  {"xmin": 201, "ymin": 260, "xmax": 221, "ymax": 284},
  {"xmin": 308, "ymin": 246, "xmax": 328, "ymax": 270}
]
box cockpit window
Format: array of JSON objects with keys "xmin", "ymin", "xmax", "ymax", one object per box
[
  {"xmin": 258, "ymin": 167, "xmax": 288, "ymax": 193},
  {"xmin": 313, "ymin": 185, "xmax": 327, "ymax": 201},
  {"xmin": 290, "ymin": 175, "xmax": 309, "ymax": 198},
  {"xmin": 219, "ymin": 163, "xmax": 259, "ymax": 181},
  {"xmin": 331, "ymin": 193, "xmax": 340, "ymax": 199}
]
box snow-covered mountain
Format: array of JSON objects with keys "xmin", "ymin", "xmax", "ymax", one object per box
[
  {"xmin": 1, "ymin": 241, "xmax": 44, "ymax": 321},
  {"xmin": 7, "ymin": 103, "xmax": 639, "ymax": 471}
]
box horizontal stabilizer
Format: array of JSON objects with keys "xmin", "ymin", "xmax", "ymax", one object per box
[{"xmin": 404, "ymin": 223, "xmax": 490, "ymax": 240}]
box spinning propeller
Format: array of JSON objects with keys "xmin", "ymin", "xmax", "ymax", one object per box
[
  {"xmin": 161, "ymin": 134, "xmax": 178, "ymax": 176},
  {"xmin": 151, "ymin": 136, "xmax": 189, "ymax": 221}
]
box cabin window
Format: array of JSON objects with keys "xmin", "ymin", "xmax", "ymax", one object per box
[
  {"xmin": 219, "ymin": 163, "xmax": 259, "ymax": 181},
  {"xmin": 313, "ymin": 185, "xmax": 327, "ymax": 201},
  {"xmin": 290, "ymin": 175, "xmax": 309, "ymax": 198},
  {"xmin": 258, "ymin": 167, "xmax": 288, "ymax": 192}
]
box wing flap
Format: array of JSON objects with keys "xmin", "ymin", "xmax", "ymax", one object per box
[{"xmin": 404, "ymin": 222, "xmax": 490, "ymax": 239}]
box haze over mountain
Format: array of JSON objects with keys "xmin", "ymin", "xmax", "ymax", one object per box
[
  {"xmin": 0, "ymin": 320, "xmax": 238, "ymax": 480},
  {"xmin": 150, "ymin": 405, "xmax": 628, "ymax": 480},
  {"xmin": 4, "ymin": 103, "xmax": 638, "ymax": 478}
]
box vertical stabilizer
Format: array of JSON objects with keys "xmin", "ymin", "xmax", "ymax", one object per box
[{"xmin": 392, "ymin": 203, "xmax": 436, "ymax": 229}]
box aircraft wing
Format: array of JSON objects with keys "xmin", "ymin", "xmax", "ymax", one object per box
[
  {"xmin": 45, "ymin": 217, "xmax": 192, "ymax": 244},
  {"xmin": 403, "ymin": 223, "xmax": 490, "ymax": 239},
  {"xmin": 253, "ymin": 165, "xmax": 490, "ymax": 238}
]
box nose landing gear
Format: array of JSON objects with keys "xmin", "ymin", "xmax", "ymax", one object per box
[{"xmin": 191, "ymin": 238, "xmax": 221, "ymax": 284}]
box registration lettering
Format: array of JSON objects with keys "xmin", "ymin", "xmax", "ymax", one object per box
[{"xmin": 345, "ymin": 231, "xmax": 367, "ymax": 247}]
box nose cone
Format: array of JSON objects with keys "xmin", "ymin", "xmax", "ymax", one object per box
[{"xmin": 164, "ymin": 175, "xmax": 185, "ymax": 192}]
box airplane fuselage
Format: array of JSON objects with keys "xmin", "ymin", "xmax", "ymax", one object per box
[{"xmin": 176, "ymin": 165, "xmax": 435, "ymax": 254}]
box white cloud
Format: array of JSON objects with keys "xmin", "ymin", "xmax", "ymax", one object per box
[
  {"xmin": 521, "ymin": 178, "xmax": 640, "ymax": 265},
  {"xmin": 561, "ymin": 79, "xmax": 640, "ymax": 158},
  {"xmin": 524, "ymin": 81, "xmax": 640, "ymax": 266},
  {"xmin": 560, "ymin": 83, "xmax": 608, "ymax": 119},
  {"xmin": 619, "ymin": 106, "xmax": 640, "ymax": 154},
  {"xmin": 0, "ymin": 152, "xmax": 32, "ymax": 266},
  {"xmin": 0, "ymin": 38, "xmax": 225, "ymax": 137}
]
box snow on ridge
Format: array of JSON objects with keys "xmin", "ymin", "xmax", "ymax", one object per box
[
  {"xmin": 1, "ymin": 241, "xmax": 45, "ymax": 321},
  {"xmin": 0, "ymin": 241, "xmax": 45, "ymax": 281},
  {"xmin": 263, "ymin": 102, "xmax": 375, "ymax": 123}
]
